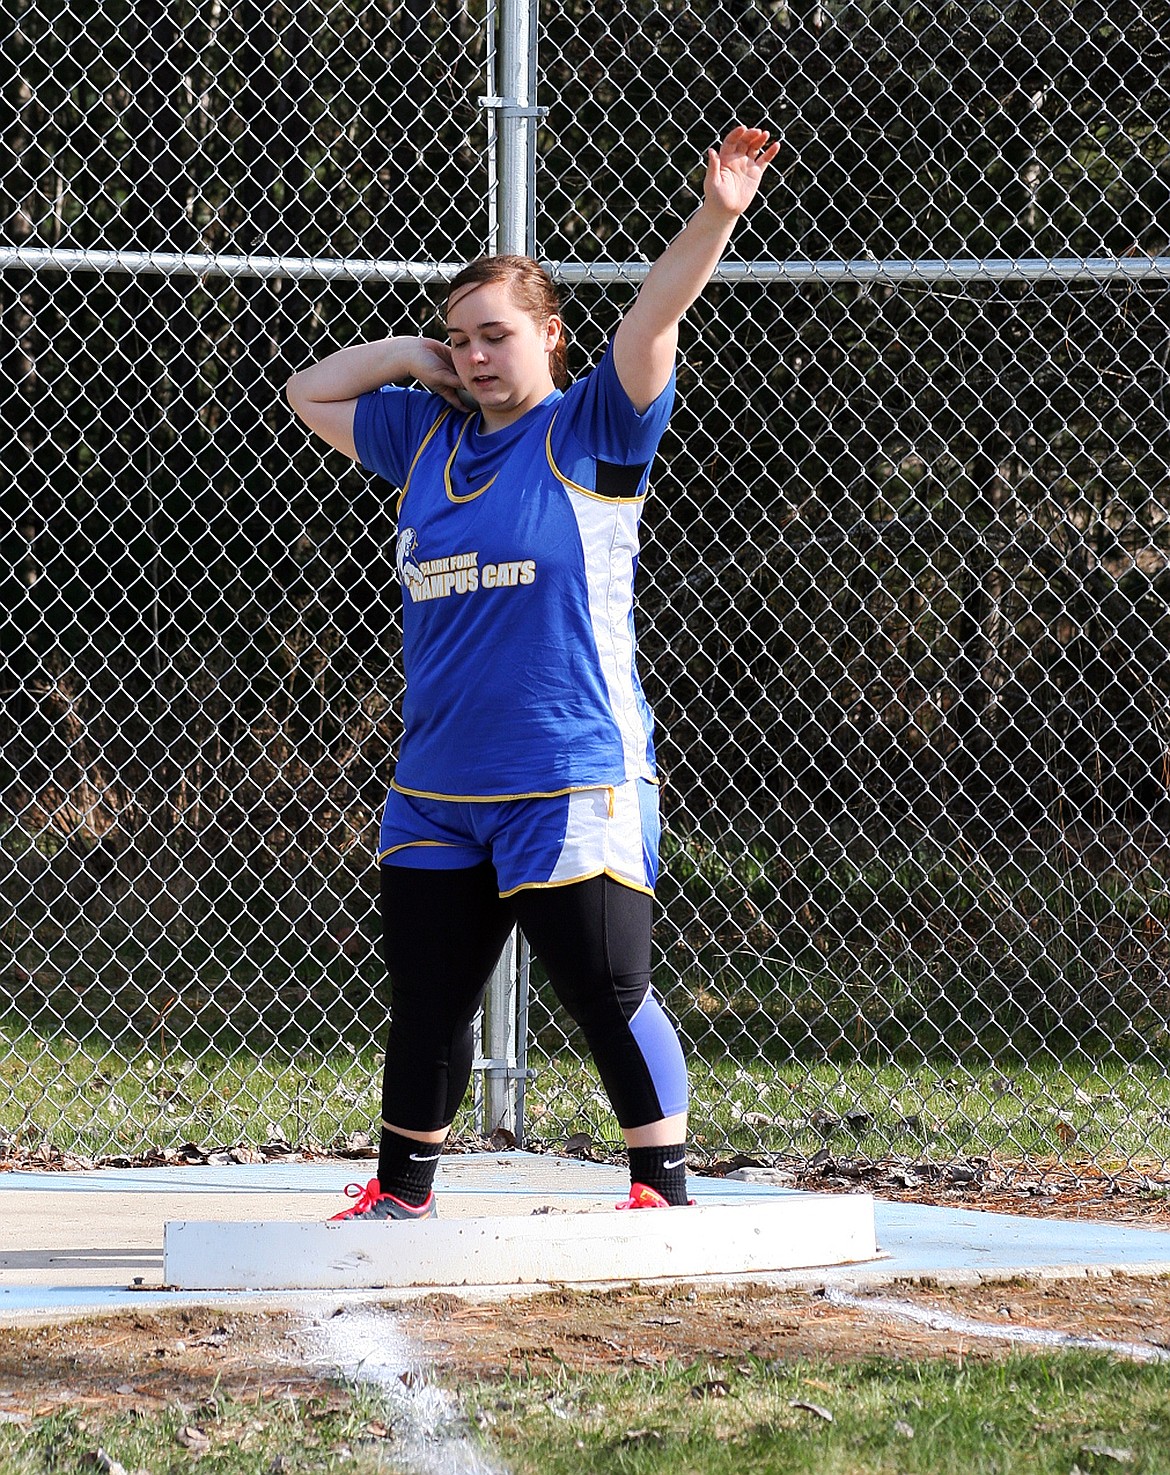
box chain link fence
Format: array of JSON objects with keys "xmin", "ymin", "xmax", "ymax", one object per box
[{"xmin": 4, "ymin": 0, "xmax": 1170, "ymax": 1173}]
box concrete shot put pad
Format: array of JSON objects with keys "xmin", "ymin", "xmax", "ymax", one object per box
[
  {"xmin": 163, "ymin": 1192, "xmax": 879, "ymax": 1291},
  {"xmin": 7, "ymin": 1153, "xmax": 1170, "ymax": 1319}
]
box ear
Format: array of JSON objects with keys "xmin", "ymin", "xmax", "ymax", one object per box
[{"xmin": 544, "ymin": 315, "xmax": 563, "ymax": 353}]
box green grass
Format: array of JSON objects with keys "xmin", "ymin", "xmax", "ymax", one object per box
[
  {"xmin": 526, "ymin": 1050, "xmax": 1170, "ymax": 1166},
  {"xmin": 461, "ymin": 1351, "xmax": 1170, "ymax": 1474},
  {"xmin": 0, "ymin": 1028, "xmax": 478, "ymax": 1160},
  {"xmin": 0, "ymin": 1389, "xmax": 420, "ymax": 1474},
  {"xmin": 6, "ymin": 1020, "xmax": 1170, "ymax": 1167},
  {"xmin": 6, "ymin": 1353, "xmax": 1170, "ymax": 1475}
]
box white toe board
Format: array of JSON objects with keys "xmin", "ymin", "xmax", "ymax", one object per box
[{"xmin": 164, "ymin": 1193, "xmax": 879, "ymax": 1290}]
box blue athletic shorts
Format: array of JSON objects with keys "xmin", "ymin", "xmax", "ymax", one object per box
[{"xmin": 376, "ymin": 778, "xmax": 661, "ymax": 897}]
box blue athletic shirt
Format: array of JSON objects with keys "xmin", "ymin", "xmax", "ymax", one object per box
[{"xmin": 353, "ymin": 340, "xmax": 674, "ymax": 799}]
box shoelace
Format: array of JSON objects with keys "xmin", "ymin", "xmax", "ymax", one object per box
[{"xmin": 339, "ymin": 1179, "xmax": 381, "ymax": 1215}]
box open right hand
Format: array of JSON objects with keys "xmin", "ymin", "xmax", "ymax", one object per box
[{"xmin": 413, "ymin": 338, "xmax": 468, "ymax": 410}]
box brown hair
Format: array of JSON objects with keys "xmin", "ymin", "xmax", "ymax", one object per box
[{"xmin": 445, "ymin": 255, "xmax": 569, "ymax": 389}]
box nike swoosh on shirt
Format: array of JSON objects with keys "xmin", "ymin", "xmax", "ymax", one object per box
[{"xmin": 663, "ymin": 1157, "xmax": 687, "ymax": 1170}]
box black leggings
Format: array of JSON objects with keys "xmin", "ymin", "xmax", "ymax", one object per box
[{"xmin": 379, "ymin": 863, "xmax": 688, "ymax": 1133}]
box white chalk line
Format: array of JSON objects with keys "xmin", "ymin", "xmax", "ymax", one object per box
[
  {"xmin": 293, "ymin": 1306, "xmax": 508, "ymax": 1475},
  {"xmin": 823, "ymin": 1286, "xmax": 1170, "ymax": 1362}
]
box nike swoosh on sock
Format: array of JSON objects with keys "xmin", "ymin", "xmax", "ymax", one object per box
[
  {"xmin": 663, "ymin": 1156, "xmax": 687, "ymax": 1170},
  {"xmin": 409, "ymin": 1152, "xmax": 443, "ymax": 1162}
]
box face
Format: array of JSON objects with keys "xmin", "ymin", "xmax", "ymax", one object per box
[{"xmin": 445, "ymin": 279, "xmax": 561, "ymax": 429}]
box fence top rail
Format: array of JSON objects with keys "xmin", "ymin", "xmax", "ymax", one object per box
[{"xmin": 3, "ymin": 245, "xmax": 1169, "ymax": 286}]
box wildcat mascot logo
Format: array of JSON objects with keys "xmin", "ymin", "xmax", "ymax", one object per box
[{"xmin": 396, "ymin": 528, "xmax": 426, "ymax": 591}]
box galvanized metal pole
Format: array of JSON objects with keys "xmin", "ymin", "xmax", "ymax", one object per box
[
  {"xmin": 479, "ymin": 0, "xmax": 540, "ymax": 1140},
  {"xmin": 493, "ymin": 0, "xmax": 540, "ymax": 256},
  {"xmin": 482, "ymin": 928, "xmax": 518, "ymax": 1137}
]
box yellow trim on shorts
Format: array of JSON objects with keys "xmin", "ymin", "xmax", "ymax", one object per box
[
  {"xmin": 544, "ymin": 412, "xmax": 647, "ymax": 505},
  {"xmin": 390, "ymin": 778, "xmax": 614, "ymax": 804},
  {"xmin": 498, "ymin": 866, "xmax": 655, "ymax": 900},
  {"xmin": 376, "ymin": 839, "xmax": 462, "ymax": 863},
  {"xmin": 396, "ymin": 408, "xmax": 452, "ymax": 516}
]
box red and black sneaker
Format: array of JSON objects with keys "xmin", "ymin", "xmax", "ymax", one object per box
[
  {"xmin": 329, "ymin": 1178, "xmax": 437, "ymax": 1222},
  {"xmin": 615, "ymin": 1182, "xmax": 695, "ymax": 1210}
]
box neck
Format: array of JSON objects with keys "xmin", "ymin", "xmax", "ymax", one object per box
[{"xmin": 477, "ymin": 378, "xmax": 557, "ymax": 434}]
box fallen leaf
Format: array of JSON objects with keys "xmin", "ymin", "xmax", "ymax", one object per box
[
  {"xmin": 189, "ymin": 1328, "xmax": 230, "ymax": 1349},
  {"xmin": 1080, "ymin": 1445, "xmax": 1134, "ymax": 1465},
  {"xmin": 563, "ymin": 1132, "xmax": 593, "ymax": 1158},
  {"xmin": 790, "ymin": 1399, "xmax": 833, "ymax": 1422},
  {"xmin": 364, "ymin": 1420, "xmax": 393, "ymax": 1439},
  {"xmin": 690, "ymin": 1380, "xmax": 730, "ymax": 1399},
  {"xmin": 175, "ymin": 1425, "xmax": 211, "ymax": 1453},
  {"xmin": 85, "ymin": 1452, "xmax": 128, "ymax": 1475},
  {"xmin": 489, "ymin": 1127, "xmax": 517, "ymax": 1150},
  {"xmin": 894, "ymin": 1419, "xmax": 915, "ymax": 1438},
  {"xmin": 1055, "ymin": 1120, "xmax": 1079, "ymax": 1145},
  {"xmin": 621, "ymin": 1429, "xmax": 663, "ymax": 1445}
]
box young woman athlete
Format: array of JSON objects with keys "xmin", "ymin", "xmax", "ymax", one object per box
[{"xmin": 287, "ymin": 125, "xmax": 779, "ymax": 1219}]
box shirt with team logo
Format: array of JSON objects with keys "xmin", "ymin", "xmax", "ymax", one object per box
[{"xmin": 353, "ymin": 340, "xmax": 675, "ymax": 800}]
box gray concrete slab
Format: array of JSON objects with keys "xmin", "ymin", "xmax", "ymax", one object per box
[
  {"xmin": 872, "ymin": 1195, "xmax": 1170, "ymax": 1284},
  {"xmin": 4, "ymin": 1153, "xmax": 1170, "ymax": 1322}
]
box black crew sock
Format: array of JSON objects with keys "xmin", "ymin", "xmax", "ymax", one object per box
[
  {"xmin": 628, "ymin": 1143, "xmax": 689, "ymax": 1206},
  {"xmin": 377, "ymin": 1127, "xmax": 443, "ymax": 1206}
]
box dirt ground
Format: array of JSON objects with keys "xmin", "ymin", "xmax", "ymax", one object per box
[
  {"xmin": 811, "ymin": 1162, "xmax": 1170, "ymax": 1228},
  {"xmin": 397, "ymin": 1275, "xmax": 1170, "ymax": 1379},
  {"xmin": 0, "ymin": 1308, "xmax": 343, "ymax": 1420},
  {"xmin": 3, "ymin": 1272, "xmax": 1170, "ymax": 1421}
]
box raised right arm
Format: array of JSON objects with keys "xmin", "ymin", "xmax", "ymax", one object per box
[{"xmin": 286, "ymin": 337, "xmax": 464, "ymax": 460}]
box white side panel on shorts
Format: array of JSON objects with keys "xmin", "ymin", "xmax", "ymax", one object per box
[{"xmin": 546, "ymin": 782, "xmax": 647, "ymax": 889}]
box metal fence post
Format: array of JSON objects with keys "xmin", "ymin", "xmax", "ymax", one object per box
[
  {"xmin": 493, "ymin": 0, "xmax": 541, "ymax": 255},
  {"xmin": 481, "ymin": 929, "xmax": 518, "ymax": 1138},
  {"xmin": 477, "ymin": 0, "xmax": 540, "ymax": 1140}
]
